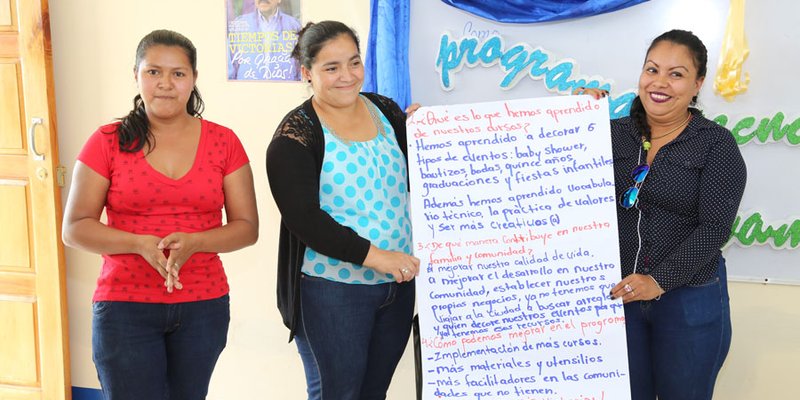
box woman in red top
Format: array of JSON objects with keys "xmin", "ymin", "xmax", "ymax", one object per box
[{"xmin": 62, "ymin": 29, "xmax": 258, "ymax": 400}]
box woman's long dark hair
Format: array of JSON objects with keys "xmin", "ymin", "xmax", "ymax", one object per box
[
  {"xmin": 115, "ymin": 29, "xmax": 205, "ymax": 153},
  {"xmin": 630, "ymin": 29, "xmax": 708, "ymax": 140}
]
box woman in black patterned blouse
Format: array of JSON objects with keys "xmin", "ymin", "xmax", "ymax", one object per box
[{"xmin": 578, "ymin": 30, "xmax": 746, "ymax": 400}]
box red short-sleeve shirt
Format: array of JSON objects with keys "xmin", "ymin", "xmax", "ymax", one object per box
[{"xmin": 77, "ymin": 119, "xmax": 249, "ymax": 303}]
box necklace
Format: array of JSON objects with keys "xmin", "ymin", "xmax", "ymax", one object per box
[
  {"xmin": 642, "ymin": 113, "xmax": 692, "ymax": 151},
  {"xmin": 319, "ymin": 96, "xmax": 386, "ymax": 145}
]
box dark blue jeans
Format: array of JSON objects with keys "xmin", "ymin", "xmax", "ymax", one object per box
[
  {"xmin": 625, "ymin": 258, "xmax": 731, "ymax": 400},
  {"xmin": 294, "ymin": 274, "xmax": 415, "ymax": 400},
  {"xmin": 91, "ymin": 295, "xmax": 230, "ymax": 400}
]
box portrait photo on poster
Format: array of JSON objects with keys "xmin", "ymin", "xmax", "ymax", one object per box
[{"xmin": 226, "ymin": 0, "xmax": 303, "ymax": 82}]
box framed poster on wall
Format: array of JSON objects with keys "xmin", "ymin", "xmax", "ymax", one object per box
[{"xmin": 226, "ymin": 0, "xmax": 303, "ymax": 81}]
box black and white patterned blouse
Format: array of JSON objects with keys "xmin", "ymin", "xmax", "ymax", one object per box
[{"xmin": 611, "ymin": 108, "xmax": 747, "ymax": 292}]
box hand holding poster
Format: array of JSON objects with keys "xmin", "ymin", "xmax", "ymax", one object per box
[{"xmin": 407, "ymin": 96, "xmax": 631, "ymax": 400}]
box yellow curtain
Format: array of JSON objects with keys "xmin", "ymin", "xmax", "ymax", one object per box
[{"xmin": 714, "ymin": 0, "xmax": 749, "ymax": 101}]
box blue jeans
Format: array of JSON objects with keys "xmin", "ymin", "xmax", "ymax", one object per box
[
  {"xmin": 625, "ymin": 258, "xmax": 731, "ymax": 400},
  {"xmin": 92, "ymin": 295, "xmax": 230, "ymax": 400},
  {"xmin": 294, "ymin": 274, "xmax": 415, "ymax": 400}
]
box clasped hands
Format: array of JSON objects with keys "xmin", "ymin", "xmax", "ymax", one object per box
[{"xmin": 137, "ymin": 232, "xmax": 199, "ymax": 293}]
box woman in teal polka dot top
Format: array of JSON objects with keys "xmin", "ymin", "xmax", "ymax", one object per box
[{"xmin": 266, "ymin": 20, "xmax": 420, "ymax": 400}]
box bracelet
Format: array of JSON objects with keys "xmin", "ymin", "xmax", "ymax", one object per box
[{"xmin": 648, "ymin": 275, "xmax": 664, "ymax": 301}]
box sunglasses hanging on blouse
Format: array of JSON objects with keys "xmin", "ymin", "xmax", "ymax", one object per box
[{"xmin": 620, "ymin": 163, "xmax": 649, "ymax": 209}]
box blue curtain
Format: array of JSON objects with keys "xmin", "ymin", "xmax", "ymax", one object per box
[
  {"xmin": 440, "ymin": 0, "xmax": 649, "ymax": 23},
  {"xmin": 363, "ymin": 0, "xmax": 411, "ymax": 109}
]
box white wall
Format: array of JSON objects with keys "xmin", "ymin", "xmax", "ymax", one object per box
[{"xmin": 50, "ymin": 0, "xmax": 799, "ymax": 399}]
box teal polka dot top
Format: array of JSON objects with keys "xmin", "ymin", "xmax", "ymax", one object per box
[{"xmin": 301, "ymin": 99, "xmax": 412, "ymax": 284}]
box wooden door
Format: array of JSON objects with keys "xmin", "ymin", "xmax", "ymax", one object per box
[{"xmin": 0, "ymin": 0, "xmax": 70, "ymax": 399}]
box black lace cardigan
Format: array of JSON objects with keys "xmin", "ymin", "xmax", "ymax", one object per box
[{"xmin": 266, "ymin": 92, "xmax": 408, "ymax": 341}]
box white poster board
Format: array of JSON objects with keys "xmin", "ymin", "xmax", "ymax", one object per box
[{"xmin": 408, "ymin": 95, "xmax": 631, "ymax": 400}]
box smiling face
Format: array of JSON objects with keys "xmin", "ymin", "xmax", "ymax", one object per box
[
  {"xmin": 302, "ymin": 34, "xmax": 363, "ymax": 109},
  {"xmin": 135, "ymin": 45, "xmax": 197, "ymax": 122},
  {"xmin": 638, "ymin": 41, "xmax": 704, "ymax": 123}
]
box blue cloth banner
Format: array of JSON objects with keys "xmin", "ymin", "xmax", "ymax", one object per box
[
  {"xmin": 363, "ymin": 0, "xmax": 412, "ymax": 110},
  {"xmin": 440, "ymin": 0, "xmax": 649, "ymax": 23}
]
